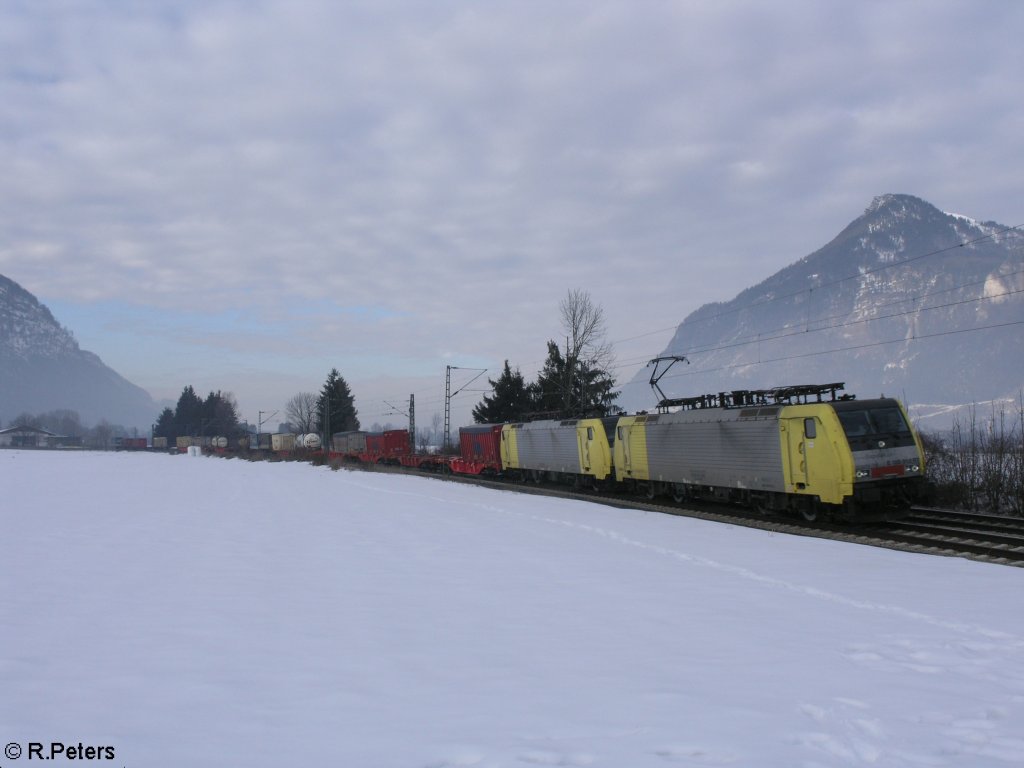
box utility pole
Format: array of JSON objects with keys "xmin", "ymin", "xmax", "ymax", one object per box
[
  {"xmin": 409, "ymin": 394, "xmax": 415, "ymax": 451},
  {"xmin": 444, "ymin": 365, "xmax": 487, "ymax": 451},
  {"xmin": 323, "ymin": 392, "xmax": 330, "ymax": 454},
  {"xmin": 444, "ymin": 366, "xmax": 451, "ymax": 451},
  {"xmin": 258, "ymin": 410, "xmax": 278, "ymax": 448},
  {"xmin": 383, "ymin": 395, "xmax": 416, "ymax": 449}
]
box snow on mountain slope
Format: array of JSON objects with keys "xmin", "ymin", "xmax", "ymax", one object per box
[
  {"xmin": 2, "ymin": 451, "xmax": 1023, "ymax": 767},
  {"xmin": 0, "ymin": 274, "xmax": 157, "ymax": 427},
  {"xmin": 620, "ymin": 194, "xmax": 1024, "ymax": 412}
]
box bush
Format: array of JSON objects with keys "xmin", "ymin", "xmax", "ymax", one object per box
[{"xmin": 920, "ymin": 397, "xmax": 1024, "ymax": 515}]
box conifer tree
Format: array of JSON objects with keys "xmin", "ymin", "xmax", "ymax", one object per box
[
  {"xmin": 203, "ymin": 390, "xmax": 241, "ymax": 437},
  {"xmin": 316, "ymin": 368, "xmax": 359, "ymax": 437},
  {"xmin": 155, "ymin": 386, "xmax": 240, "ymax": 439},
  {"xmin": 174, "ymin": 385, "xmax": 203, "ymax": 436},
  {"xmin": 154, "ymin": 407, "xmax": 176, "ymax": 441},
  {"xmin": 472, "ymin": 361, "xmax": 532, "ymax": 423}
]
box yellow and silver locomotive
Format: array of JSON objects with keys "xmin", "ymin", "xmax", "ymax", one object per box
[{"xmin": 498, "ymin": 383, "xmax": 925, "ymax": 522}]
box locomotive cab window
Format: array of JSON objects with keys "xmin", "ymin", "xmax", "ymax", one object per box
[
  {"xmin": 804, "ymin": 418, "xmax": 816, "ymax": 439},
  {"xmin": 587, "ymin": 427, "xmax": 594, "ymax": 440},
  {"xmin": 834, "ymin": 401, "xmax": 917, "ymax": 450}
]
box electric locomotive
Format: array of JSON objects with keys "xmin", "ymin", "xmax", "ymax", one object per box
[{"xmin": 491, "ymin": 383, "xmax": 925, "ymax": 522}]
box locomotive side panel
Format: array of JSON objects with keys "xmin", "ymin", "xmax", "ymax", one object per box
[
  {"xmin": 513, "ymin": 420, "xmax": 584, "ymax": 474},
  {"xmin": 613, "ymin": 415, "xmax": 651, "ymax": 482},
  {"xmin": 778, "ymin": 404, "xmax": 854, "ymax": 505},
  {"xmin": 643, "ymin": 410, "xmax": 786, "ymax": 492},
  {"xmin": 576, "ymin": 419, "xmax": 614, "ymax": 480},
  {"xmin": 500, "ymin": 424, "xmax": 520, "ymax": 468}
]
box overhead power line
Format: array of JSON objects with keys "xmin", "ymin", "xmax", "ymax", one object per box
[{"xmin": 654, "ymin": 318, "xmax": 1024, "ymax": 384}]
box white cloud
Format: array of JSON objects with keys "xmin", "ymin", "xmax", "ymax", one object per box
[{"xmin": 2, "ymin": 0, "xmax": 1022, "ymax": 423}]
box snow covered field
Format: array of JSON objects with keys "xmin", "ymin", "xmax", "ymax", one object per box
[{"xmin": 3, "ymin": 450, "xmax": 1024, "ymax": 767}]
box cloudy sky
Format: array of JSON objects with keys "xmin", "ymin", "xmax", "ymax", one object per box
[{"xmin": 2, "ymin": 0, "xmax": 1021, "ymax": 429}]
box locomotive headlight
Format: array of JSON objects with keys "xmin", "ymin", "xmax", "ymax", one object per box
[
  {"xmin": 909, "ymin": 464, "xmax": 920, "ymax": 473},
  {"xmin": 855, "ymin": 469, "xmax": 869, "ymax": 479}
]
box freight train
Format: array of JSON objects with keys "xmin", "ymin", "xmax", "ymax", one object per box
[{"xmin": 189, "ymin": 382, "xmax": 924, "ymax": 523}]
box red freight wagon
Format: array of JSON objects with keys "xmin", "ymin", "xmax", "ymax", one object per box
[
  {"xmin": 450, "ymin": 424, "xmax": 503, "ymax": 475},
  {"xmin": 363, "ymin": 429, "xmax": 410, "ymax": 464},
  {"xmin": 382, "ymin": 429, "xmax": 410, "ymax": 456}
]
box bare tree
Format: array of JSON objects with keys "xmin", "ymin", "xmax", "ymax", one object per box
[
  {"xmin": 89, "ymin": 420, "xmax": 114, "ymax": 450},
  {"xmin": 534, "ymin": 288, "xmax": 618, "ymax": 416},
  {"xmin": 285, "ymin": 392, "xmax": 318, "ymax": 433},
  {"xmin": 13, "ymin": 412, "xmax": 39, "ymax": 428},
  {"xmin": 37, "ymin": 409, "xmax": 84, "ymax": 437},
  {"xmin": 560, "ymin": 288, "xmax": 614, "ymax": 373}
]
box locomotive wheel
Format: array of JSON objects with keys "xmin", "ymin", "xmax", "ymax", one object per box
[
  {"xmin": 800, "ymin": 504, "xmax": 819, "ymax": 522},
  {"xmin": 671, "ymin": 486, "xmax": 686, "ymax": 504}
]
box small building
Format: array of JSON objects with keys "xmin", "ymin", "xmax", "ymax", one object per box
[
  {"xmin": 0, "ymin": 425, "xmax": 83, "ymax": 448},
  {"xmin": 0, "ymin": 425, "xmax": 57, "ymax": 448}
]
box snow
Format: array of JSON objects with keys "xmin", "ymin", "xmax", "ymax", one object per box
[
  {"xmin": 944, "ymin": 210, "xmax": 980, "ymax": 227},
  {"xmin": 3, "ymin": 450, "xmax": 1024, "ymax": 768}
]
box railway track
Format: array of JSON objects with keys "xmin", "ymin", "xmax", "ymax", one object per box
[
  {"xmin": 295, "ymin": 457, "xmax": 1024, "ymax": 567},
  {"xmin": 420, "ymin": 468, "xmax": 1024, "ymax": 567},
  {"xmin": 867, "ymin": 506, "xmax": 1024, "ymax": 566}
]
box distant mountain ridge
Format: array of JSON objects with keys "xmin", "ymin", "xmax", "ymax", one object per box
[
  {"xmin": 0, "ymin": 274, "xmax": 158, "ymax": 429},
  {"xmin": 619, "ymin": 194, "xmax": 1024, "ymax": 416}
]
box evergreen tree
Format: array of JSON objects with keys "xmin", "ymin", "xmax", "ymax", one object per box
[
  {"xmin": 155, "ymin": 386, "xmax": 240, "ymax": 439},
  {"xmin": 173, "ymin": 385, "xmax": 203, "ymax": 436},
  {"xmin": 316, "ymin": 368, "xmax": 359, "ymax": 436},
  {"xmin": 203, "ymin": 390, "xmax": 241, "ymax": 437},
  {"xmin": 472, "ymin": 360, "xmax": 532, "ymax": 423},
  {"xmin": 154, "ymin": 407, "xmax": 176, "ymax": 441},
  {"xmin": 532, "ymin": 339, "xmax": 618, "ymax": 418}
]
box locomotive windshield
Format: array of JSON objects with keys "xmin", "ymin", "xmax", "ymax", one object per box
[{"xmin": 833, "ymin": 400, "xmax": 915, "ymax": 450}]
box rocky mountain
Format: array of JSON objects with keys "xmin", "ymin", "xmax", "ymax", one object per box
[
  {"xmin": 619, "ymin": 194, "xmax": 1024, "ymax": 419},
  {"xmin": 0, "ymin": 274, "xmax": 158, "ymax": 429}
]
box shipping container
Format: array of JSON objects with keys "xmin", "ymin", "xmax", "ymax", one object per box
[
  {"xmin": 271, "ymin": 433, "xmax": 296, "ymax": 452},
  {"xmin": 450, "ymin": 424, "xmax": 503, "ymax": 475},
  {"xmin": 331, "ymin": 431, "xmax": 367, "ymax": 454}
]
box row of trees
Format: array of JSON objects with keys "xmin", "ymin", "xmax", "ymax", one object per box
[
  {"xmin": 154, "ymin": 387, "xmax": 241, "ymax": 442},
  {"xmin": 3, "ymin": 409, "xmax": 136, "ymax": 449},
  {"xmin": 5, "ymin": 409, "xmax": 89, "ymax": 437},
  {"xmin": 473, "ymin": 289, "xmax": 618, "ymax": 423}
]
